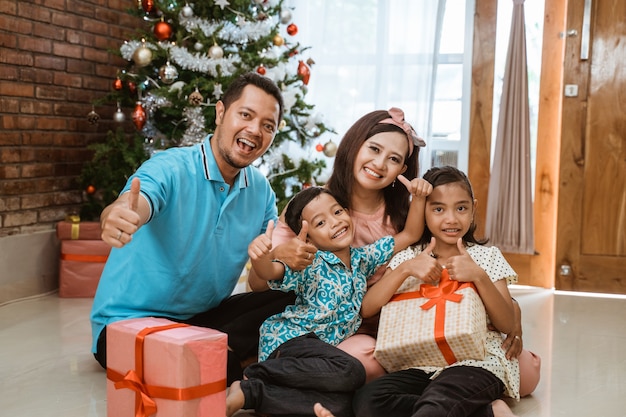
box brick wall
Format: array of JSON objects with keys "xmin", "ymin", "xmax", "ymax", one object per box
[{"xmin": 0, "ymin": 0, "xmax": 142, "ymax": 237}]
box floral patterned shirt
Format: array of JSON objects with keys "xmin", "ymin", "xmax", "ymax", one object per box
[{"xmin": 258, "ymin": 236, "xmax": 395, "ymax": 361}]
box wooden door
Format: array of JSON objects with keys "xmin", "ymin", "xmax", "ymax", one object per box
[{"xmin": 556, "ymin": 0, "xmax": 626, "ymax": 293}]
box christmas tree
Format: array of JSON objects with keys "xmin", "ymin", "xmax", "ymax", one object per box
[{"xmin": 85, "ymin": 0, "xmax": 336, "ymax": 217}]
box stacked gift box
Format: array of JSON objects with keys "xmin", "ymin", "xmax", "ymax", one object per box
[{"xmin": 56, "ymin": 216, "xmax": 110, "ymax": 298}]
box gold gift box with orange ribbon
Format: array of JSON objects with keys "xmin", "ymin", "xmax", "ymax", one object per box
[
  {"xmin": 107, "ymin": 317, "xmax": 228, "ymax": 417},
  {"xmin": 374, "ymin": 269, "xmax": 487, "ymax": 372}
]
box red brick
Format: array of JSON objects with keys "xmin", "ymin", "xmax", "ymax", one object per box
[
  {"xmin": 17, "ymin": 3, "xmax": 52, "ymax": 23},
  {"xmin": 0, "ymin": 47, "xmax": 34, "ymax": 66},
  {"xmin": 0, "ymin": 148, "xmax": 21, "ymax": 164},
  {"xmin": 53, "ymin": 42, "xmax": 83, "ymax": 59},
  {"xmin": 34, "ymin": 55, "xmax": 66, "ymax": 70},
  {"xmin": 20, "ymin": 67, "xmax": 54, "ymax": 84},
  {"xmin": 4, "ymin": 210, "xmax": 38, "ymax": 227},
  {"xmin": 36, "ymin": 117, "xmax": 68, "ymax": 130},
  {"xmin": 20, "ymin": 100, "xmax": 54, "ymax": 115},
  {"xmin": 35, "ymin": 85, "xmax": 67, "ymax": 100},
  {"xmin": 33, "ymin": 22, "xmax": 66, "ymax": 41},
  {"xmin": 0, "ymin": 196, "xmax": 20, "ymax": 212},
  {"xmin": 53, "ymin": 72, "xmax": 82, "ymax": 88},
  {"xmin": 51, "ymin": 11, "xmax": 81, "ymax": 29},
  {"xmin": 1, "ymin": 115, "xmax": 36, "ymax": 130},
  {"xmin": 0, "ymin": 15, "xmax": 33, "ymax": 34},
  {"xmin": 66, "ymin": 58, "xmax": 94, "ymax": 74},
  {"xmin": 0, "ymin": 33, "xmax": 18, "ymax": 48},
  {"xmin": 0, "ymin": 65, "xmax": 19, "ymax": 81},
  {"xmin": 67, "ymin": 29, "xmax": 95, "ymax": 46},
  {"xmin": 22, "ymin": 163, "xmax": 55, "ymax": 178},
  {"xmin": 18, "ymin": 36, "xmax": 52, "ymax": 54},
  {"xmin": 0, "ymin": 97, "xmax": 20, "ymax": 113},
  {"xmin": 0, "ymin": 1, "xmax": 17, "ymax": 15},
  {"xmin": 0, "ymin": 131, "xmax": 21, "ymax": 145},
  {"xmin": 0, "ymin": 166, "xmax": 21, "ymax": 180},
  {"xmin": 0, "ymin": 82, "xmax": 35, "ymax": 98}
]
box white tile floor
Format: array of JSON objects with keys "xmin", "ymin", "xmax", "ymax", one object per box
[{"xmin": 1, "ymin": 286, "xmax": 626, "ymax": 417}]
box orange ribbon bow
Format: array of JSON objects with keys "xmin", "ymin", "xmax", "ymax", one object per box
[{"xmin": 389, "ymin": 269, "xmax": 475, "ymax": 365}]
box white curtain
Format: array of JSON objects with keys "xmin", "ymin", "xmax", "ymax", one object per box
[
  {"xmin": 485, "ymin": 0, "xmax": 534, "ymax": 254},
  {"xmin": 289, "ymin": 0, "xmax": 444, "ymax": 176}
]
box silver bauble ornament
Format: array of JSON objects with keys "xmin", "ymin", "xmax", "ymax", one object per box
[
  {"xmin": 323, "ymin": 140, "xmax": 338, "ymax": 157},
  {"xmin": 133, "ymin": 45, "xmax": 153, "ymax": 67},
  {"xmin": 208, "ymin": 44, "xmax": 224, "ymax": 59},
  {"xmin": 182, "ymin": 4, "xmax": 193, "ymax": 17},
  {"xmin": 194, "ymin": 41, "xmax": 204, "ymax": 51},
  {"xmin": 113, "ymin": 108, "xmax": 126, "ymax": 123},
  {"xmin": 159, "ymin": 62, "xmax": 178, "ymax": 84},
  {"xmin": 280, "ymin": 9, "xmax": 292, "ymax": 24}
]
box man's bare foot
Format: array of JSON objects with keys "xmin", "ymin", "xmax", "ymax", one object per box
[
  {"xmin": 314, "ymin": 403, "xmax": 335, "ymax": 417},
  {"xmin": 492, "ymin": 399, "xmax": 518, "ymax": 417},
  {"xmin": 226, "ymin": 381, "xmax": 245, "ymax": 417}
]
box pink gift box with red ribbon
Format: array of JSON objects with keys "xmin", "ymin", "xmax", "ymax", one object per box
[{"xmin": 106, "ymin": 317, "xmax": 228, "ymax": 417}]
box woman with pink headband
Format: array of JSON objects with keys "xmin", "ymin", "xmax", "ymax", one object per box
[{"xmin": 248, "ymin": 108, "xmax": 540, "ymax": 414}]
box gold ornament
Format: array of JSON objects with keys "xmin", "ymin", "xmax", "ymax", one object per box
[
  {"xmin": 273, "ymin": 34, "xmax": 284, "ymax": 46},
  {"xmin": 278, "ymin": 119, "xmax": 287, "ymax": 131},
  {"xmin": 323, "ymin": 140, "xmax": 337, "ymax": 157},
  {"xmin": 208, "ymin": 44, "xmax": 224, "ymax": 59},
  {"xmin": 133, "ymin": 45, "xmax": 153, "ymax": 67},
  {"xmin": 188, "ymin": 90, "xmax": 204, "ymax": 106}
]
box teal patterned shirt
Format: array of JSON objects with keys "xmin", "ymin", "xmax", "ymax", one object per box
[{"xmin": 258, "ymin": 236, "xmax": 395, "ymax": 361}]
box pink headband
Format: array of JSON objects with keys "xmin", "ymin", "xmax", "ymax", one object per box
[{"xmin": 378, "ymin": 107, "xmax": 426, "ymax": 157}]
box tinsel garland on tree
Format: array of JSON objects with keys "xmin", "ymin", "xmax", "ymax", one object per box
[{"xmin": 84, "ymin": 0, "xmax": 338, "ymax": 216}]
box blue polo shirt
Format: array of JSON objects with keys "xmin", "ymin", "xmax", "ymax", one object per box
[{"xmin": 90, "ymin": 135, "xmax": 277, "ymax": 352}]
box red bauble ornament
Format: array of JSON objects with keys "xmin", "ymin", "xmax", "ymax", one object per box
[
  {"xmin": 256, "ymin": 65, "xmax": 266, "ymax": 75},
  {"xmin": 302, "ymin": 182, "xmax": 311, "ymax": 189},
  {"xmin": 287, "ymin": 23, "xmax": 298, "ymax": 36},
  {"xmin": 131, "ymin": 101, "xmax": 147, "ymax": 130},
  {"xmin": 127, "ymin": 81, "xmax": 137, "ymax": 94},
  {"xmin": 297, "ymin": 60, "xmax": 310, "ymax": 85},
  {"xmin": 315, "ymin": 143, "xmax": 324, "ymax": 152},
  {"xmin": 154, "ymin": 21, "xmax": 173, "ymax": 41},
  {"xmin": 86, "ymin": 185, "xmax": 96, "ymax": 195},
  {"xmin": 113, "ymin": 78, "xmax": 123, "ymax": 90},
  {"xmin": 141, "ymin": 0, "xmax": 155, "ymax": 13}
]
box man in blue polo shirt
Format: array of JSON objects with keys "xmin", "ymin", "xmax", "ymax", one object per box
[{"xmin": 90, "ymin": 72, "xmax": 295, "ymax": 383}]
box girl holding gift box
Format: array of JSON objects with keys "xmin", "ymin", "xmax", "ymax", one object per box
[
  {"xmin": 251, "ymin": 108, "xmax": 540, "ymax": 403},
  {"xmin": 227, "ymin": 180, "xmax": 432, "ymax": 417},
  {"xmin": 353, "ymin": 165, "xmax": 521, "ymax": 417}
]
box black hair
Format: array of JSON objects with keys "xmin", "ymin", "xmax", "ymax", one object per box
[
  {"xmin": 221, "ymin": 72, "xmax": 284, "ymax": 117},
  {"xmin": 284, "ymin": 187, "xmax": 347, "ymax": 235},
  {"xmin": 417, "ymin": 165, "xmax": 488, "ymax": 247}
]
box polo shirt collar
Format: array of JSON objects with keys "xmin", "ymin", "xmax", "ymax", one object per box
[{"xmin": 201, "ymin": 135, "xmax": 250, "ymax": 189}]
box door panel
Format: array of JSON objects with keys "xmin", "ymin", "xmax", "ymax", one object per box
[{"xmin": 556, "ymin": 0, "xmax": 626, "ymax": 293}]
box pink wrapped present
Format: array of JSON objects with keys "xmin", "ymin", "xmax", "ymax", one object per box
[
  {"xmin": 59, "ymin": 239, "xmax": 110, "ymax": 297},
  {"xmin": 107, "ymin": 318, "xmax": 227, "ymax": 417},
  {"xmin": 56, "ymin": 216, "xmax": 103, "ymax": 240},
  {"xmin": 374, "ymin": 269, "xmax": 487, "ymax": 372}
]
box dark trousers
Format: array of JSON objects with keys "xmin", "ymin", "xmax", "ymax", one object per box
[
  {"xmin": 94, "ymin": 290, "xmax": 296, "ymax": 385},
  {"xmin": 241, "ymin": 333, "xmax": 366, "ymax": 417},
  {"xmin": 352, "ymin": 366, "xmax": 504, "ymax": 417}
]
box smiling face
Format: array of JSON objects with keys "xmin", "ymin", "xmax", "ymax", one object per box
[
  {"xmin": 212, "ymin": 84, "xmax": 281, "ymax": 183},
  {"xmin": 352, "ymin": 131, "xmax": 408, "ymax": 192},
  {"xmin": 301, "ymin": 192, "xmax": 354, "ymax": 252},
  {"xmin": 425, "ymin": 182, "xmax": 476, "ymax": 253}
]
